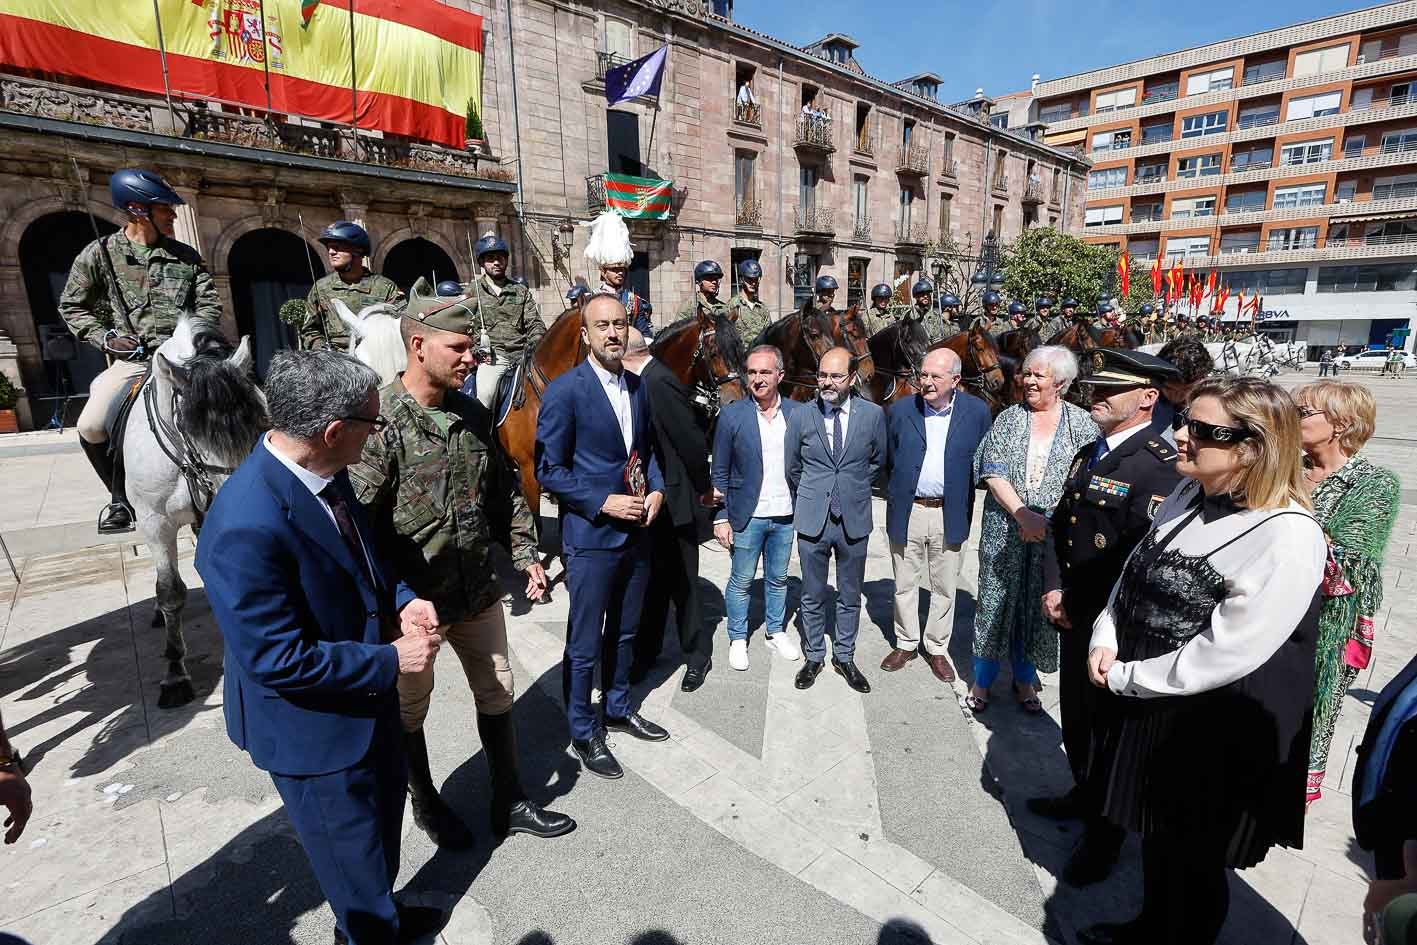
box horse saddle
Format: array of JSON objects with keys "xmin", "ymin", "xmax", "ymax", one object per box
[
  {"xmin": 104, "ymin": 369, "xmax": 150, "ymax": 458},
  {"xmin": 493, "ymin": 353, "xmax": 528, "ymax": 429}
]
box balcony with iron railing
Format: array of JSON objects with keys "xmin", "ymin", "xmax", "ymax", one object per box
[
  {"xmin": 794, "ymin": 116, "xmax": 835, "ymax": 153},
  {"xmin": 1373, "ymin": 181, "xmax": 1417, "ymax": 200},
  {"xmin": 794, "ymin": 205, "xmax": 835, "ymax": 235},
  {"xmin": 896, "ymin": 222, "xmax": 928, "ymax": 247},
  {"xmin": 595, "ymin": 51, "xmax": 633, "ymax": 83},
  {"xmin": 991, "ymin": 174, "xmax": 1009, "ymax": 194},
  {"xmin": 1235, "ymin": 111, "xmax": 1281, "ymax": 130},
  {"xmin": 1130, "ymin": 207, "xmax": 1166, "ymax": 224},
  {"xmin": 854, "ymin": 130, "xmax": 874, "ymax": 157},
  {"xmin": 1242, "ymin": 65, "xmax": 1289, "ymax": 86},
  {"xmin": 736, "ymin": 199, "xmax": 763, "ymax": 229},
  {"xmin": 1140, "ymin": 127, "xmax": 1174, "ymax": 145},
  {"xmin": 1142, "ymin": 85, "xmax": 1179, "ymax": 105},
  {"xmin": 853, "ymin": 215, "xmax": 872, "ymax": 241},
  {"xmin": 734, "ymin": 99, "xmax": 762, "ymax": 126},
  {"xmin": 895, "ymin": 143, "xmax": 929, "ymax": 177},
  {"xmin": 1023, "ymin": 179, "xmax": 1046, "ymax": 205},
  {"xmin": 940, "ymin": 156, "xmax": 958, "ymax": 178},
  {"xmin": 587, "ymin": 174, "xmax": 607, "ymax": 212}
]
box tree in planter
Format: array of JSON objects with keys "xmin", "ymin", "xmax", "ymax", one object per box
[
  {"xmin": 278, "ymin": 298, "xmax": 309, "ymax": 327},
  {"xmin": 0, "ymin": 371, "xmax": 18, "ymax": 411},
  {"xmin": 464, "ymin": 99, "xmax": 486, "ymax": 145}
]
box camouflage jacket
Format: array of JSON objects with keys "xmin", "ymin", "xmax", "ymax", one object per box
[
  {"xmin": 729, "ymin": 293, "xmax": 770, "ymax": 344},
  {"xmin": 349, "ymin": 377, "xmax": 537, "ymax": 624},
  {"xmin": 59, "ymin": 231, "xmax": 222, "ymax": 350},
  {"xmin": 677, "ymin": 291, "xmax": 732, "ymax": 325},
  {"xmin": 472, "ymin": 274, "xmax": 546, "ymax": 360},
  {"xmin": 926, "ymin": 313, "xmax": 962, "ymax": 342},
  {"xmin": 861, "ymin": 304, "xmax": 899, "ymax": 337},
  {"xmin": 302, "ymin": 272, "xmax": 405, "ymax": 351}
]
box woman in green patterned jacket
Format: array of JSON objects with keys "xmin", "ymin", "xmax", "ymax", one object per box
[{"xmin": 1296, "ymin": 380, "xmax": 1402, "ymax": 805}]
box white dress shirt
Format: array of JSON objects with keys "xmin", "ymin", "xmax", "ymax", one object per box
[
  {"xmin": 589, "ymin": 357, "xmax": 633, "ymax": 454},
  {"xmin": 263, "ymin": 433, "xmax": 375, "ymax": 574},
  {"xmin": 753, "ymin": 398, "xmax": 792, "ymax": 518},
  {"xmin": 819, "ymin": 394, "xmax": 852, "ymax": 452},
  {"xmin": 914, "ymin": 397, "xmax": 954, "ymax": 498},
  {"xmin": 1098, "ymin": 419, "xmax": 1148, "ymax": 458}
]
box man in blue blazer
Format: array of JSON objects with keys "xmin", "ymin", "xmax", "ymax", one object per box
[
  {"xmin": 880, "ymin": 347, "xmax": 992, "ymax": 684},
  {"xmin": 195, "ymin": 350, "xmax": 443, "ymax": 945},
  {"xmin": 785, "ymin": 346, "xmax": 887, "ymax": 694},
  {"xmin": 711, "ymin": 344, "xmax": 805, "ymax": 672},
  {"xmin": 535, "ymin": 294, "xmax": 671, "ymax": 780}
]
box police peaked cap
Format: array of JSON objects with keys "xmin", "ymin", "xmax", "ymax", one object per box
[{"xmin": 1079, "ymin": 347, "xmax": 1181, "ymax": 388}]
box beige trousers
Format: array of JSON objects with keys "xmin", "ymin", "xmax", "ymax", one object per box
[
  {"xmin": 77, "ymin": 360, "xmax": 148, "ymax": 443},
  {"xmin": 398, "ymin": 602, "xmax": 515, "ymax": 731},
  {"xmin": 474, "ymin": 357, "xmax": 510, "ymax": 410},
  {"xmin": 889, "ymin": 502, "xmax": 964, "ymax": 656}
]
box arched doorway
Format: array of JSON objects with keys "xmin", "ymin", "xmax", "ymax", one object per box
[
  {"xmin": 228, "ymin": 228, "xmax": 324, "ymax": 378},
  {"xmin": 382, "ymin": 237, "xmax": 459, "ymax": 293},
  {"xmin": 18, "ymin": 211, "xmax": 118, "ymax": 426}
]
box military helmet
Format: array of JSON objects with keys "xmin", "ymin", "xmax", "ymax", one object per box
[
  {"xmin": 738, "ymin": 258, "xmax": 763, "ymax": 280},
  {"xmin": 981, "ymin": 289, "xmax": 1002, "ymax": 307},
  {"xmin": 318, "ymin": 221, "xmax": 371, "ymax": 255},
  {"xmin": 1061, "ymin": 297, "xmax": 1079, "ymax": 309},
  {"xmin": 871, "ymin": 283, "xmax": 894, "ymax": 302},
  {"xmin": 1007, "ymin": 301, "xmax": 1027, "ymax": 316},
  {"xmin": 435, "ymin": 280, "xmax": 463, "ymax": 297},
  {"xmin": 109, "ymin": 168, "xmax": 185, "ymax": 211},
  {"xmin": 940, "ymin": 294, "xmax": 961, "ymax": 309},
  {"xmin": 1139, "ymin": 302, "xmax": 1156, "ymax": 316},
  {"xmin": 1096, "ymin": 302, "xmax": 1114, "ymax": 315},
  {"xmin": 912, "ymin": 279, "xmax": 934, "ymax": 297},
  {"xmin": 694, "ymin": 260, "xmax": 724, "ymax": 282},
  {"xmin": 1035, "ymin": 297, "xmax": 1054, "ymax": 311},
  {"xmin": 565, "ymin": 284, "xmax": 590, "ymax": 304},
  {"xmin": 815, "ymin": 274, "xmax": 839, "ymax": 292},
  {"xmin": 474, "ymin": 233, "xmax": 510, "ymax": 260}
]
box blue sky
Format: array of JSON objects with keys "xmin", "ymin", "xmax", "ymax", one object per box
[{"xmin": 737, "ymin": 0, "xmax": 1377, "ymax": 103}]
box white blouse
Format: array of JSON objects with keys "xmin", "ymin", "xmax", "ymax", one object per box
[{"xmin": 1090, "ymin": 483, "xmax": 1326, "ymax": 699}]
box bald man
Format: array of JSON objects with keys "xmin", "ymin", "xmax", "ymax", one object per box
[
  {"xmin": 880, "ymin": 349, "xmax": 994, "ymax": 683},
  {"xmin": 784, "ymin": 347, "xmax": 887, "ymax": 694}
]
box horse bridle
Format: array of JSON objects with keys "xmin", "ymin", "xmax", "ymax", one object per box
[
  {"xmin": 958, "ymin": 329, "xmax": 1006, "ymax": 394},
  {"xmin": 144, "ymin": 375, "xmax": 238, "ymax": 524},
  {"xmin": 690, "ymin": 312, "xmax": 743, "ymax": 416}
]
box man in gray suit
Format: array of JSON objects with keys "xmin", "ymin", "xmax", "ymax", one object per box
[{"xmin": 785, "ymin": 346, "xmax": 887, "ymax": 694}]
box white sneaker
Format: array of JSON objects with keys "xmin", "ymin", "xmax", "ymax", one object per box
[
  {"xmin": 765, "ymin": 632, "xmax": 802, "ymax": 662},
  {"xmin": 729, "ymin": 639, "xmax": 750, "ymax": 671}
]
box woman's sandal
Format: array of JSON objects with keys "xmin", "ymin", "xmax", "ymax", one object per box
[
  {"xmin": 960, "ymin": 692, "xmax": 989, "ymax": 714},
  {"xmin": 1013, "ymin": 682, "xmax": 1044, "ymax": 714}
]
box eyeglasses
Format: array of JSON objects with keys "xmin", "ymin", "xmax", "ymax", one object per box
[
  {"xmin": 1296, "ymin": 405, "xmax": 1325, "ymax": 420},
  {"xmin": 817, "ymin": 371, "xmax": 850, "ymax": 382},
  {"xmin": 1177, "ymin": 408, "xmax": 1252, "ymax": 444},
  {"xmin": 342, "ymin": 414, "xmax": 389, "ymax": 432}
]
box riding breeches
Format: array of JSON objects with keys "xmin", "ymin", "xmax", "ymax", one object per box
[
  {"xmin": 77, "ymin": 360, "xmax": 148, "ymax": 444},
  {"xmin": 474, "ymin": 357, "xmax": 510, "ymax": 410}
]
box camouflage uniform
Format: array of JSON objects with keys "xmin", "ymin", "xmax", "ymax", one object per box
[
  {"xmin": 60, "ymin": 230, "xmax": 222, "ymax": 442},
  {"xmin": 729, "ymin": 292, "xmax": 771, "ymax": 345},
  {"xmin": 862, "ymin": 303, "xmax": 901, "ymax": 337},
  {"xmin": 349, "ymin": 377, "xmax": 537, "ymax": 726},
  {"xmin": 301, "ymin": 271, "xmax": 405, "ymax": 351},
  {"xmin": 471, "ymin": 273, "xmax": 546, "ymax": 408},
  {"xmin": 677, "ymin": 291, "xmax": 732, "ymax": 325}
]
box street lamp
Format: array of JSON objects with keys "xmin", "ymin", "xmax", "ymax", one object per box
[{"xmin": 968, "ymin": 230, "xmax": 1006, "ymax": 312}]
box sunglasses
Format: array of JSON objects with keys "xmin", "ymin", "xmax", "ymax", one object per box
[
  {"xmin": 1176, "ymin": 408, "xmax": 1252, "ymax": 444},
  {"xmin": 1296, "ymin": 405, "xmax": 1325, "ymax": 420}
]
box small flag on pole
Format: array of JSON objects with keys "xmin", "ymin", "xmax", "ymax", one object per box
[
  {"xmin": 1117, "ymin": 251, "xmax": 1130, "ymax": 299},
  {"xmin": 605, "ymin": 46, "xmax": 668, "ymax": 106},
  {"xmin": 1150, "ymin": 254, "xmax": 1163, "ymax": 298},
  {"xmin": 300, "ymin": 0, "xmax": 320, "ymax": 28},
  {"xmin": 604, "ymin": 173, "xmax": 674, "ymax": 220}
]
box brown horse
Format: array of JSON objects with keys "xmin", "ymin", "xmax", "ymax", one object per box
[
  {"xmin": 766, "ymin": 304, "xmax": 877, "ymax": 402},
  {"xmin": 865, "ymin": 313, "xmax": 929, "ymax": 405},
  {"xmin": 648, "ymin": 303, "xmax": 749, "ymax": 413},
  {"xmin": 929, "ymin": 325, "xmax": 1010, "ymax": 413}
]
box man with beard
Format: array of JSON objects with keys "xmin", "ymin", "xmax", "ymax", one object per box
[
  {"xmin": 536, "ymin": 294, "xmax": 671, "ymax": 780},
  {"xmin": 350, "ymin": 279, "xmax": 575, "ymax": 849},
  {"xmin": 302, "ymin": 221, "xmax": 405, "ymax": 352}
]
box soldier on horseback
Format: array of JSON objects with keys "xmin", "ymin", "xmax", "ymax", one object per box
[
  {"xmin": 60, "ymin": 168, "xmax": 224, "ymax": 534},
  {"xmin": 678, "ymin": 259, "xmax": 732, "ymax": 324},
  {"xmin": 1031, "ymin": 297, "xmax": 1058, "ymax": 337},
  {"xmin": 863, "ymin": 282, "xmax": 897, "ymax": 335},
  {"xmin": 971, "ymin": 289, "xmax": 1005, "ymax": 336},
  {"xmin": 812, "ymin": 274, "xmax": 840, "ymax": 315},
  {"xmin": 730, "ymin": 258, "xmax": 770, "ymax": 344},
  {"xmin": 1006, "ymin": 300, "xmax": 1028, "ymax": 331},
  {"xmin": 301, "ymin": 220, "xmax": 405, "ymax": 352},
  {"xmin": 937, "ymin": 293, "xmax": 964, "ymax": 341},
  {"xmin": 564, "ymin": 284, "xmax": 591, "ymax": 311},
  {"xmin": 1138, "ymin": 303, "xmax": 1166, "ymax": 345},
  {"xmin": 468, "ymin": 232, "xmax": 546, "ymax": 409}
]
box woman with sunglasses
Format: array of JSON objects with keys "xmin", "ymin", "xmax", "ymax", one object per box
[
  {"xmin": 1295, "ymin": 381, "xmax": 1401, "ymax": 806},
  {"xmin": 1079, "ymin": 377, "xmax": 1326, "ymax": 945}
]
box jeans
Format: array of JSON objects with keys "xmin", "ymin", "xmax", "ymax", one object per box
[
  {"xmin": 973, "ymin": 654, "xmax": 1039, "ymax": 690},
  {"xmin": 724, "ymin": 515, "xmax": 794, "ymax": 642}
]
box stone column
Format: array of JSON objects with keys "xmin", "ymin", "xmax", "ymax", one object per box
[
  {"xmin": 338, "ymin": 188, "xmax": 368, "ymax": 230},
  {"xmin": 167, "ymin": 172, "xmax": 204, "ymax": 254}
]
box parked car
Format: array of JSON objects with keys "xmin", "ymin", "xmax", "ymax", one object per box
[{"xmin": 1335, "ymin": 350, "xmax": 1417, "ymax": 371}]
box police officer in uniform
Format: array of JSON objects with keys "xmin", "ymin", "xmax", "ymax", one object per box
[
  {"xmin": 468, "ymin": 232, "xmax": 546, "ymax": 410},
  {"xmin": 350, "ymin": 278, "xmax": 575, "ymax": 848},
  {"xmin": 729, "ymin": 258, "xmax": 770, "ymax": 344},
  {"xmin": 934, "ymin": 293, "xmax": 963, "ymax": 342},
  {"xmin": 60, "ymin": 168, "xmax": 224, "ymax": 533},
  {"xmin": 301, "ymin": 221, "xmax": 405, "ymax": 352},
  {"xmin": 1033, "ymin": 348, "xmax": 1183, "ymax": 887},
  {"xmin": 678, "ymin": 260, "xmax": 732, "ymax": 324}
]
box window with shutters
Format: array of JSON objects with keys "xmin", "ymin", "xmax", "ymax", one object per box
[
  {"xmin": 1285, "ymin": 91, "xmax": 1342, "ymax": 120},
  {"xmin": 1272, "ymin": 183, "xmax": 1326, "ymax": 209},
  {"xmin": 1293, "ymin": 44, "xmax": 1349, "ymax": 77},
  {"xmin": 1094, "ymin": 87, "xmax": 1138, "ymax": 113},
  {"xmin": 1184, "ymin": 67, "xmax": 1234, "ymax": 95},
  {"xmin": 1084, "ymin": 205, "xmax": 1123, "ymax": 227},
  {"xmin": 1165, "ymin": 235, "xmax": 1211, "ymax": 258},
  {"xmin": 1091, "ymin": 129, "xmax": 1132, "ymax": 152},
  {"xmin": 1170, "ymin": 196, "xmax": 1216, "ymax": 219},
  {"xmin": 1220, "ymin": 231, "xmax": 1261, "ymax": 254},
  {"xmin": 1267, "ymin": 226, "xmax": 1319, "ymax": 250},
  {"xmin": 1181, "ymin": 111, "xmax": 1228, "ymax": 138},
  {"xmin": 1176, "ymin": 154, "xmax": 1221, "ymax": 178},
  {"xmin": 938, "ymin": 193, "xmax": 952, "ymax": 239},
  {"xmin": 1088, "ymin": 166, "xmax": 1128, "ymax": 189},
  {"xmin": 1225, "ymin": 189, "xmax": 1267, "ymax": 212},
  {"xmin": 604, "ymin": 18, "xmax": 634, "ymax": 60},
  {"xmin": 1230, "ymin": 145, "xmax": 1274, "ymax": 169}
]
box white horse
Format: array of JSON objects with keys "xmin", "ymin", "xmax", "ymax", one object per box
[
  {"xmin": 125, "ymin": 318, "xmax": 268, "ymax": 707},
  {"xmin": 333, "ymin": 299, "xmax": 405, "ymax": 386}
]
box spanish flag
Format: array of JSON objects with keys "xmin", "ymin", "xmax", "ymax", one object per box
[
  {"xmin": 1150, "ymin": 254, "xmax": 1164, "ymax": 298},
  {"xmin": 1116, "ymin": 251, "xmax": 1130, "ymax": 299}
]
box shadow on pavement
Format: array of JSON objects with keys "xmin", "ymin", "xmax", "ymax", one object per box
[{"xmin": 510, "ymin": 918, "xmax": 945, "ymax": 944}]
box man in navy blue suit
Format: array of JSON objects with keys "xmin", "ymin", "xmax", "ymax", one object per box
[
  {"xmin": 880, "ymin": 347, "xmax": 993, "ymax": 684},
  {"xmin": 535, "ymin": 293, "xmax": 671, "ymax": 780},
  {"xmin": 196, "ymin": 350, "xmax": 444, "ymax": 945}
]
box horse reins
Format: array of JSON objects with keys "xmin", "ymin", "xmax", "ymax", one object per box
[{"xmin": 144, "ymin": 378, "xmax": 239, "ymax": 525}]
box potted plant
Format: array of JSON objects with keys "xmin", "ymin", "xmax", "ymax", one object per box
[
  {"xmin": 0, "ymin": 371, "xmax": 20, "ymax": 434},
  {"xmin": 464, "ymin": 98, "xmax": 486, "ymax": 154}
]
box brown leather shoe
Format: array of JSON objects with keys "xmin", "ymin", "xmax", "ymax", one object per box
[
  {"xmin": 880, "ymin": 648, "xmax": 918, "ymax": 672},
  {"xmin": 926, "ymin": 654, "xmax": 957, "ymax": 683}
]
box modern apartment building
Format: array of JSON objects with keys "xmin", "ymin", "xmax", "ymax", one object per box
[{"xmin": 1022, "ymin": 1, "xmax": 1417, "ymax": 352}]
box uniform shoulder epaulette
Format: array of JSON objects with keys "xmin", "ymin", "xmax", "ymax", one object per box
[{"xmin": 1145, "ymin": 437, "xmax": 1177, "ymax": 461}]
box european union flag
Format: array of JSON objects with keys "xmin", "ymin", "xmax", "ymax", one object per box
[{"xmin": 605, "ymin": 46, "xmax": 667, "ymax": 107}]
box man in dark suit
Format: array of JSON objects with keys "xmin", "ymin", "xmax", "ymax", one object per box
[
  {"xmin": 1037, "ymin": 348, "xmax": 1183, "ymax": 890},
  {"xmin": 196, "ymin": 350, "xmax": 444, "ymax": 945},
  {"xmin": 880, "ymin": 348, "xmax": 993, "ymax": 683},
  {"xmin": 785, "ymin": 346, "xmax": 887, "ymax": 694},
  {"xmin": 621, "ymin": 329, "xmax": 715, "ymax": 691},
  {"xmin": 535, "ymin": 294, "xmax": 671, "ymax": 780}
]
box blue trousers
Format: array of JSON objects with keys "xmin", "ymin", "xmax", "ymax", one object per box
[
  {"xmin": 270, "ymin": 709, "xmax": 406, "ymax": 945},
  {"xmin": 561, "ymin": 538, "xmax": 651, "ymax": 741},
  {"xmin": 725, "ymin": 515, "xmax": 795, "ymax": 642},
  {"xmin": 797, "ymin": 516, "xmax": 868, "ymax": 663}
]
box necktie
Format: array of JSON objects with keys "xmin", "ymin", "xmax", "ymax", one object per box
[
  {"xmin": 320, "ymin": 483, "xmax": 374, "ymax": 588},
  {"xmin": 1088, "ymin": 438, "xmax": 1110, "ymax": 470},
  {"xmin": 832, "ymin": 407, "xmax": 843, "ymax": 458}
]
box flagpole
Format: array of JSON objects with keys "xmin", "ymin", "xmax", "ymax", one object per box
[
  {"xmin": 645, "ymin": 100, "xmax": 660, "ymax": 175},
  {"xmin": 149, "ymin": 0, "xmax": 178, "ymax": 131},
  {"xmin": 348, "ymin": 0, "xmax": 359, "ymax": 159},
  {"xmin": 257, "ymin": 0, "xmax": 274, "ymax": 117}
]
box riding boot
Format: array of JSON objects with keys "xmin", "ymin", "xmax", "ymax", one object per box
[
  {"xmin": 81, "ymin": 438, "xmax": 134, "ymax": 534},
  {"xmin": 403, "ymin": 729, "xmax": 475, "ymax": 850},
  {"xmin": 477, "ymin": 711, "xmax": 576, "ymax": 841}
]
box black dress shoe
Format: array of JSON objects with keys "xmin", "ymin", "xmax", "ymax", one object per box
[
  {"xmin": 1026, "ymin": 788, "xmax": 1084, "ymax": 821},
  {"xmin": 97, "ymin": 502, "xmax": 135, "ymax": 534},
  {"xmin": 499, "ymin": 800, "xmax": 576, "ymax": 840},
  {"xmin": 832, "ymin": 659, "xmax": 871, "ymax": 693},
  {"xmin": 1062, "ymin": 824, "xmax": 1124, "ymax": 887},
  {"xmin": 572, "ymin": 734, "xmax": 623, "ymax": 779},
  {"xmin": 1076, "ymin": 917, "xmax": 1151, "ymax": 945},
  {"xmin": 795, "ymin": 659, "xmax": 824, "ymax": 690},
  {"xmin": 605, "ymin": 712, "xmax": 669, "ymax": 741},
  {"xmin": 681, "ymin": 660, "xmax": 711, "ymax": 692},
  {"xmin": 395, "ymin": 903, "xmax": 446, "ymax": 942}
]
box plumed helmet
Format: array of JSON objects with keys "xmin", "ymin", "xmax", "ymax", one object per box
[
  {"xmin": 693, "ymin": 260, "xmax": 724, "ymax": 281},
  {"xmin": 565, "ymin": 284, "xmax": 590, "ymax": 303},
  {"xmin": 940, "ymin": 294, "xmax": 961, "ymax": 309},
  {"xmin": 435, "ymin": 280, "xmax": 463, "ymax": 297},
  {"xmin": 318, "ymin": 220, "xmax": 371, "ymax": 255},
  {"xmin": 815, "ymin": 274, "xmax": 839, "ymax": 292},
  {"xmin": 738, "ymin": 258, "xmax": 763, "ymax": 279},
  {"xmin": 474, "ymin": 232, "xmax": 510, "ymax": 260},
  {"xmin": 981, "ymin": 290, "xmax": 1002, "ymax": 306},
  {"xmin": 109, "ymin": 168, "xmax": 185, "ymax": 211},
  {"xmin": 912, "ymin": 279, "xmax": 934, "ymax": 297},
  {"xmin": 1035, "ymin": 297, "xmax": 1054, "ymax": 310},
  {"xmin": 1139, "ymin": 302, "xmax": 1156, "ymax": 316},
  {"xmin": 1061, "ymin": 297, "xmax": 1079, "ymax": 309},
  {"xmin": 1007, "ymin": 301, "xmax": 1027, "ymax": 316}
]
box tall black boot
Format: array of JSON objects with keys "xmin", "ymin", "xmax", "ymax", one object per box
[
  {"xmin": 477, "ymin": 711, "xmax": 576, "ymax": 840},
  {"xmin": 403, "ymin": 729, "xmax": 474, "ymax": 850},
  {"xmin": 80, "ymin": 438, "xmax": 134, "ymax": 534}
]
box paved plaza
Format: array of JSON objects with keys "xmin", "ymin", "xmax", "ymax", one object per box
[{"xmin": 0, "ymin": 370, "xmax": 1413, "ymax": 945}]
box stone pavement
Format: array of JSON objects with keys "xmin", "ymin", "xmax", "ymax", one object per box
[{"xmin": 0, "ymin": 371, "xmax": 1413, "ymax": 944}]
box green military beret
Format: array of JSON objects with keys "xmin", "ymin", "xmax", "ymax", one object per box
[{"xmin": 403, "ymin": 277, "xmax": 477, "ymax": 336}]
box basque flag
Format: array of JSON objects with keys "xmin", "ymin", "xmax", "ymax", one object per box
[{"xmin": 606, "ymin": 46, "xmax": 668, "ymax": 106}]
